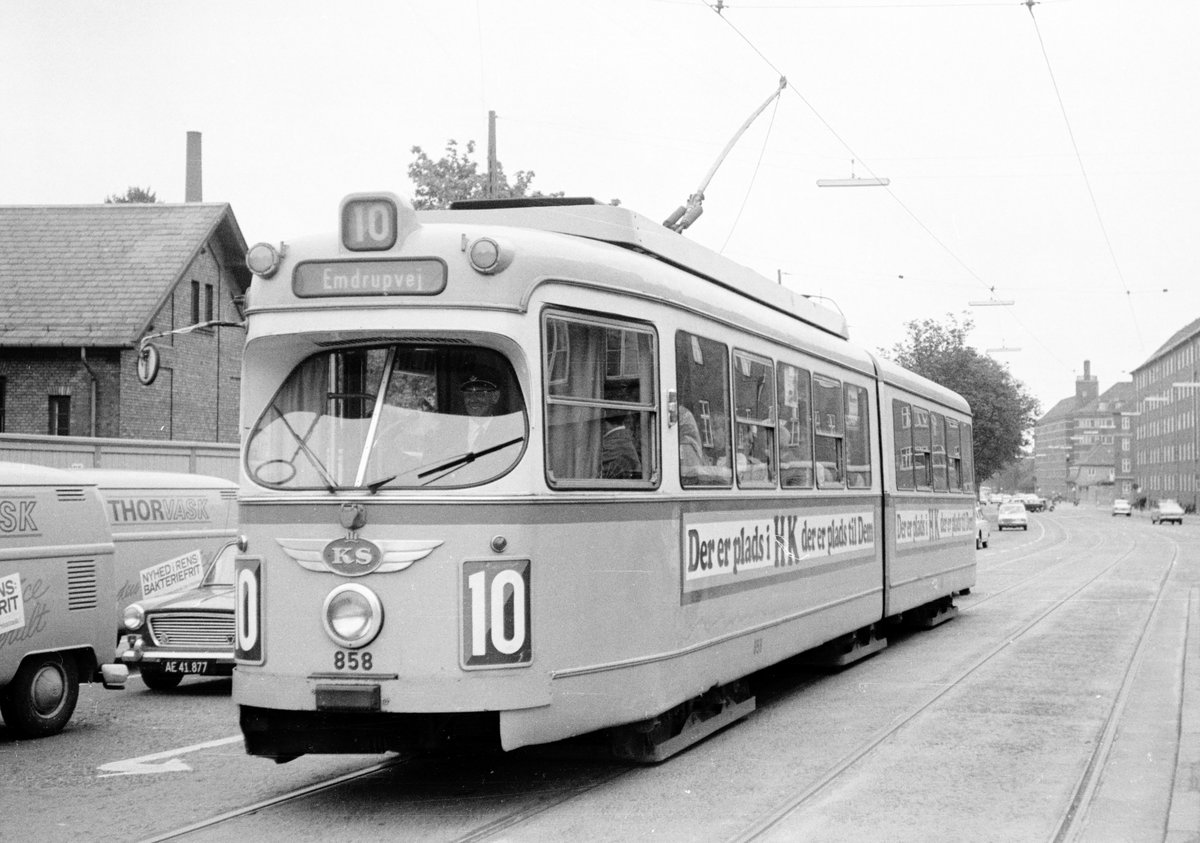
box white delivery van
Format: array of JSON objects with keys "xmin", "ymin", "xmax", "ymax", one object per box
[
  {"xmin": 0, "ymin": 462, "xmax": 127, "ymax": 737},
  {"xmin": 69, "ymin": 470, "xmax": 239, "ymax": 635}
]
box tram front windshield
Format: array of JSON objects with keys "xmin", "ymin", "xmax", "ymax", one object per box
[{"xmin": 246, "ymin": 344, "xmax": 526, "ymax": 490}]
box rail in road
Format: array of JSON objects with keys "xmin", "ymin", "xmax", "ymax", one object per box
[{"xmin": 4, "ymin": 507, "xmax": 1197, "ymax": 842}]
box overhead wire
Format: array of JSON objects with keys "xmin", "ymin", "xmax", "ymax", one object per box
[
  {"xmin": 1023, "ymin": 0, "xmax": 1145, "ymax": 350},
  {"xmin": 699, "ymin": 0, "xmax": 1070, "ymax": 372}
]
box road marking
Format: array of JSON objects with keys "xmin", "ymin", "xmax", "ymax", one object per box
[{"xmin": 96, "ymin": 734, "xmax": 243, "ymax": 777}]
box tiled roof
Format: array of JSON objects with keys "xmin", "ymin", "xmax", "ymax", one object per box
[
  {"xmin": 1075, "ymin": 442, "xmax": 1115, "ymax": 467},
  {"xmin": 0, "ymin": 203, "xmax": 247, "ymax": 347},
  {"xmin": 1039, "ymin": 396, "xmax": 1080, "ymax": 424},
  {"xmin": 1095, "ymin": 381, "xmax": 1134, "ymax": 410},
  {"xmin": 1074, "ymin": 381, "xmax": 1134, "ymax": 415},
  {"xmin": 1136, "ymin": 317, "xmax": 1200, "ymax": 371},
  {"xmin": 1038, "ymin": 381, "xmax": 1133, "ymax": 425}
]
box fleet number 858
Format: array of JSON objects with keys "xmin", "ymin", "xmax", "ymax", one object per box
[{"xmin": 333, "ymin": 651, "xmax": 373, "ymax": 671}]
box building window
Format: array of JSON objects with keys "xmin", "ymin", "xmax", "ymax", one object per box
[
  {"xmin": 0, "ymin": 376, "xmax": 6, "ymax": 432},
  {"xmin": 191, "ymin": 280, "xmax": 200, "ymax": 324},
  {"xmin": 48, "ymin": 395, "xmax": 70, "ymax": 436},
  {"xmin": 205, "ymin": 283, "xmax": 215, "ymax": 322}
]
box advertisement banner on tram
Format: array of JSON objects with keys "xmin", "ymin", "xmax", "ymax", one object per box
[{"xmin": 682, "ymin": 509, "xmax": 876, "ymax": 599}]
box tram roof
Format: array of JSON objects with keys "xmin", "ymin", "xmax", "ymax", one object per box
[
  {"xmin": 420, "ymin": 198, "xmax": 849, "ymax": 340},
  {"xmin": 872, "ymin": 353, "xmax": 971, "ymax": 415}
]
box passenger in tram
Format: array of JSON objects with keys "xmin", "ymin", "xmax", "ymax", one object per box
[
  {"xmin": 736, "ymin": 423, "xmax": 770, "ymax": 483},
  {"xmin": 678, "ymin": 405, "xmax": 705, "ymax": 473},
  {"xmin": 601, "ymin": 413, "xmax": 642, "ymax": 479}
]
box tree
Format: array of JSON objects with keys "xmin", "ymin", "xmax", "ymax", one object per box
[
  {"xmin": 105, "ymin": 186, "xmax": 159, "ymax": 204},
  {"xmin": 406, "ymin": 140, "xmax": 561, "ymax": 210},
  {"xmin": 885, "ymin": 313, "xmax": 1040, "ymax": 488}
]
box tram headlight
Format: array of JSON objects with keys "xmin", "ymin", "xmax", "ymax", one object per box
[
  {"xmin": 321, "ymin": 584, "xmax": 383, "ymax": 649},
  {"xmin": 123, "ymin": 603, "xmax": 145, "ymax": 631},
  {"xmin": 246, "ymin": 242, "xmax": 283, "ymax": 278},
  {"xmin": 467, "ymin": 237, "xmax": 512, "ymax": 275}
]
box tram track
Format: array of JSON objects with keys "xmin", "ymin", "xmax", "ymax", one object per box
[
  {"xmin": 730, "ymin": 521, "xmax": 1183, "ymax": 842},
  {"xmin": 142, "ymin": 756, "xmax": 410, "ymax": 842},
  {"xmin": 1051, "ymin": 535, "xmax": 1181, "ymax": 842},
  {"xmin": 968, "ymin": 517, "xmax": 1117, "ymax": 609}
]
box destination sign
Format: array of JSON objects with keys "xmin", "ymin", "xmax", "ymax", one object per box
[{"xmin": 293, "ymin": 259, "xmax": 447, "ymax": 298}]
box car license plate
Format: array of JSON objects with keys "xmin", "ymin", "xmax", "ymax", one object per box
[{"xmin": 162, "ymin": 659, "xmax": 212, "ymax": 675}]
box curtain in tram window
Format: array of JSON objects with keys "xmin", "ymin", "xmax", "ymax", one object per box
[
  {"xmin": 546, "ymin": 322, "xmax": 603, "ymax": 479},
  {"xmin": 248, "ymin": 354, "xmax": 333, "ymax": 486}
]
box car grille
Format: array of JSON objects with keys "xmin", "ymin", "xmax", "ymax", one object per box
[{"xmin": 148, "ymin": 613, "xmax": 235, "ymax": 649}]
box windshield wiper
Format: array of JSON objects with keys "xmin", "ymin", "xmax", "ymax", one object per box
[
  {"xmin": 365, "ymin": 474, "xmax": 397, "ymax": 494},
  {"xmin": 417, "ymin": 437, "xmax": 525, "ymax": 481}
]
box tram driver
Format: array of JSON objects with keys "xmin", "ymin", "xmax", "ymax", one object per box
[
  {"xmin": 460, "ymin": 375, "xmax": 509, "ymax": 456},
  {"xmin": 462, "ymin": 375, "xmax": 502, "ymax": 417}
]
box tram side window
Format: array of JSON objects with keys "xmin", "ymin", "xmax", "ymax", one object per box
[
  {"xmin": 912, "ymin": 405, "xmax": 933, "ymax": 489},
  {"xmin": 930, "ymin": 412, "xmax": 949, "ymax": 491},
  {"xmin": 733, "ymin": 351, "xmax": 776, "ymax": 487},
  {"xmin": 778, "ymin": 363, "xmax": 814, "ymax": 488},
  {"xmin": 961, "ymin": 422, "xmax": 975, "ymax": 491},
  {"xmin": 543, "ymin": 313, "xmax": 658, "ymax": 488},
  {"xmin": 812, "ymin": 373, "xmax": 844, "ymax": 488},
  {"xmin": 945, "ymin": 417, "xmax": 962, "ymax": 490},
  {"xmin": 845, "ymin": 384, "xmax": 871, "ymax": 488},
  {"xmin": 893, "ymin": 401, "xmax": 914, "ymax": 490},
  {"xmin": 675, "ymin": 331, "xmax": 732, "ymax": 486}
]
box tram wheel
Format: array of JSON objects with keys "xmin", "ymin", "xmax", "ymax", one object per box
[
  {"xmin": 140, "ymin": 667, "xmax": 184, "ymax": 691},
  {"xmin": 0, "ymin": 653, "xmax": 79, "ymax": 738}
]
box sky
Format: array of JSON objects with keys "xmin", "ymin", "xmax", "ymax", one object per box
[{"xmin": 3, "ymin": 0, "xmax": 1198, "ymax": 414}]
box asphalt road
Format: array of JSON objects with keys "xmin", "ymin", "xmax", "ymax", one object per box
[{"xmin": 2, "ymin": 505, "xmax": 1196, "ymax": 842}]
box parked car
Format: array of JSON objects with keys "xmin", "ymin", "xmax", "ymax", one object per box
[
  {"xmin": 997, "ymin": 502, "xmax": 1029, "ymax": 531},
  {"xmin": 975, "ymin": 506, "xmax": 991, "ymax": 549},
  {"xmin": 119, "ymin": 541, "xmax": 236, "ymax": 690},
  {"xmin": 1150, "ymin": 499, "xmax": 1184, "ymax": 525},
  {"xmin": 1112, "ymin": 498, "xmax": 1132, "ymax": 517}
]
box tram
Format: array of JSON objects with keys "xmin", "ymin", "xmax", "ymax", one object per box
[{"xmin": 225, "ymin": 193, "xmax": 975, "ymax": 762}]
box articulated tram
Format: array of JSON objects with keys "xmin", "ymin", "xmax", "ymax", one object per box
[{"xmin": 229, "ymin": 193, "xmax": 975, "ymax": 762}]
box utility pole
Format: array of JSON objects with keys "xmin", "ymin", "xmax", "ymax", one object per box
[{"xmin": 487, "ymin": 110, "xmax": 498, "ymax": 198}]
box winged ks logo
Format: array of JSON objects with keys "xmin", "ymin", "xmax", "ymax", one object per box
[{"xmin": 276, "ymin": 503, "xmax": 443, "ymax": 577}]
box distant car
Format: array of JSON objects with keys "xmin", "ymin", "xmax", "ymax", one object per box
[
  {"xmin": 1019, "ymin": 494, "xmax": 1046, "ymax": 512},
  {"xmin": 119, "ymin": 541, "xmax": 236, "ymax": 690},
  {"xmin": 997, "ymin": 502, "xmax": 1029, "ymax": 531},
  {"xmin": 1150, "ymin": 499, "xmax": 1184, "ymax": 525},
  {"xmin": 975, "ymin": 505, "xmax": 991, "ymax": 549},
  {"xmin": 1112, "ymin": 499, "xmax": 1132, "ymax": 517}
]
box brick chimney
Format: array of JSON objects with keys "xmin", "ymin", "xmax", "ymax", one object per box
[
  {"xmin": 185, "ymin": 131, "xmax": 202, "ymax": 202},
  {"xmin": 1076, "ymin": 359, "xmax": 1098, "ymax": 404}
]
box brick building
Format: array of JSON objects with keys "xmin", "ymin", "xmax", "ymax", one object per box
[
  {"xmin": 0, "ymin": 203, "xmax": 249, "ymax": 442},
  {"xmin": 1131, "ymin": 317, "xmax": 1200, "ymax": 511},
  {"xmin": 1032, "ymin": 361, "xmax": 1134, "ymax": 504}
]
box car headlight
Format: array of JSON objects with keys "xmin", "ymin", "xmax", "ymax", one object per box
[
  {"xmin": 321, "ymin": 584, "xmax": 383, "ymax": 649},
  {"xmin": 123, "ymin": 604, "xmax": 145, "ymax": 631}
]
